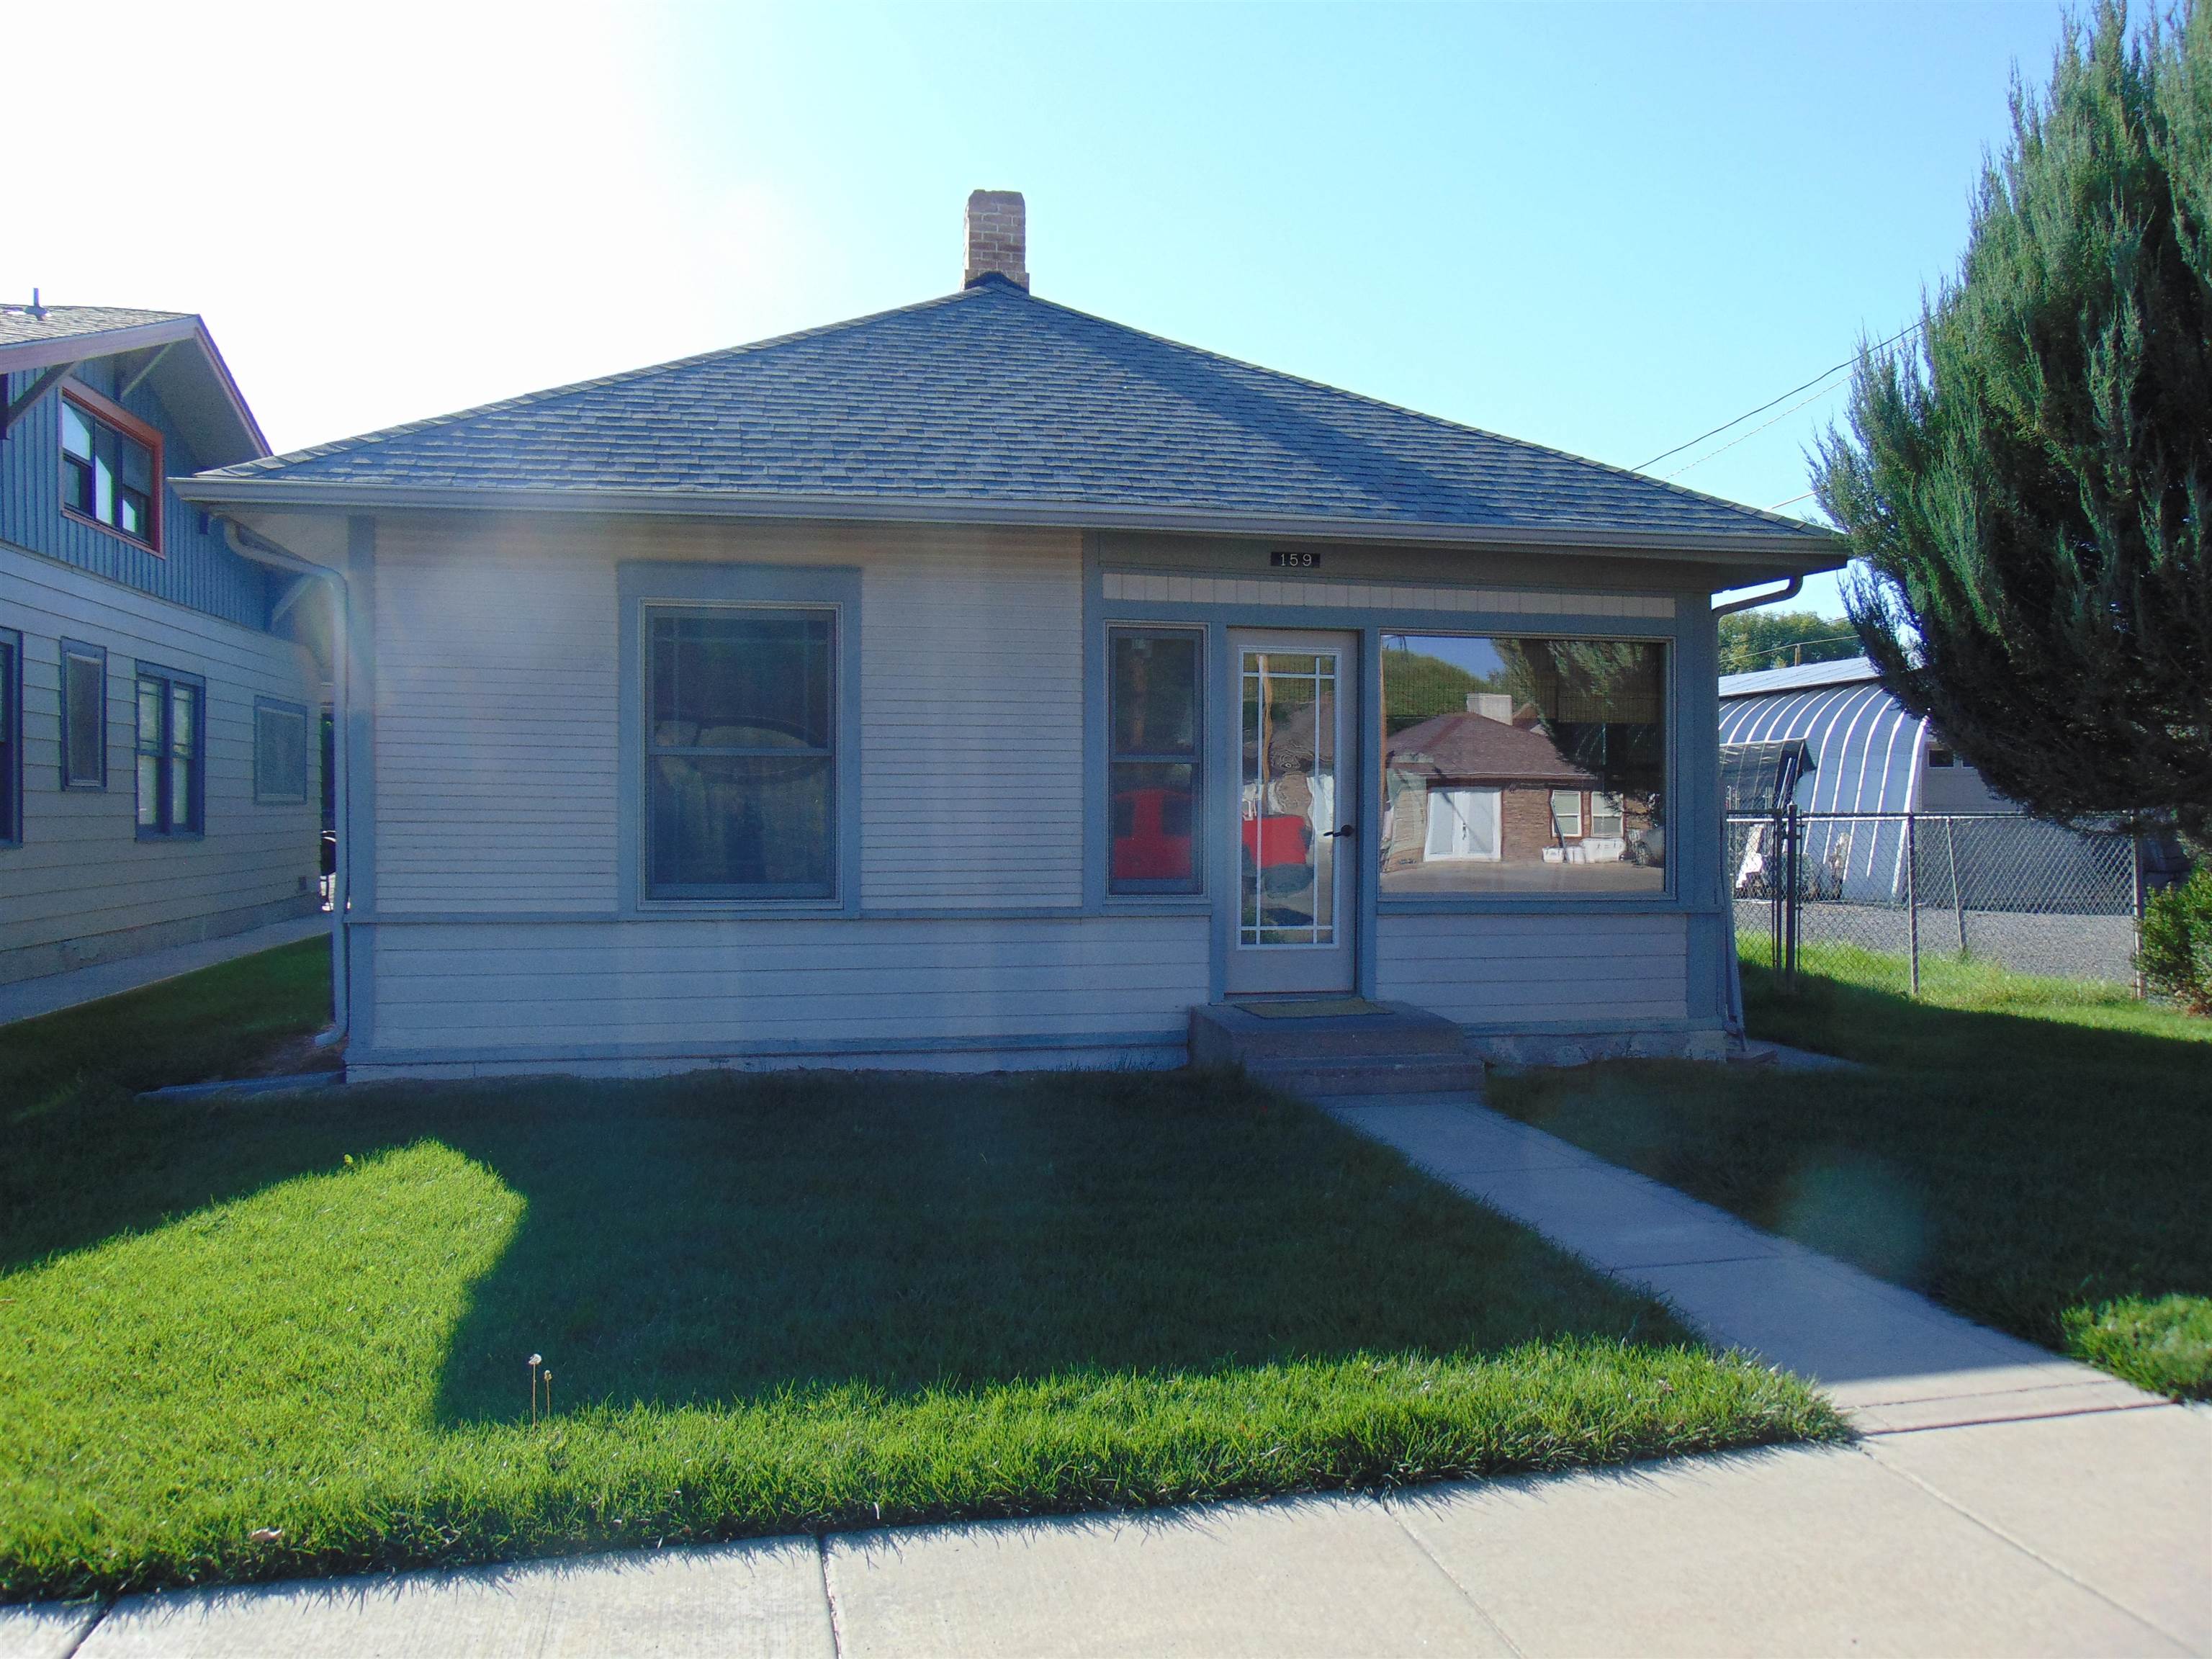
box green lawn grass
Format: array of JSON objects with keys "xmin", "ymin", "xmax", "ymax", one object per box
[
  {"xmin": 1492, "ymin": 944, "xmax": 2212, "ymax": 1400},
  {"xmin": 0, "ymin": 945, "xmax": 1839, "ymax": 1601}
]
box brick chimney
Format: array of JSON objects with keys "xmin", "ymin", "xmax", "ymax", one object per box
[{"xmin": 964, "ymin": 190, "xmax": 1029, "ymax": 290}]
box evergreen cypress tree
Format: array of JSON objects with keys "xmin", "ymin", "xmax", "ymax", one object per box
[{"xmin": 1815, "ymin": 1, "xmax": 2212, "ymax": 835}]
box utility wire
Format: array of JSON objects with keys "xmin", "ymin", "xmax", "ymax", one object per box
[
  {"xmin": 1634, "ymin": 319, "xmax": 1925, "ymax": 474},
  {"xmin": 1660, "ymin": 377, "xmax": 1851, "ymax": 481}
]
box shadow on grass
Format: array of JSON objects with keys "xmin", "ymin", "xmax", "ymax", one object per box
[{"xmin": 2, "ymin": 1064, "xmax": 1683, "ymax": 1424}]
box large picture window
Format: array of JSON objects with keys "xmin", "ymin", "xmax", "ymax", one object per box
[
  {"xmin": 61, "ymin": 391, "xmax": 161, "ymax": 549},
  {"xmin": 645, "ymin": 606, "xmax": 836, "ymax": 899},
  {"xmin": 135, "ymin": 667, "xmax": 203, "ymax": 837},
  {"xmin": 1380, "ymin": 634, "xmax": 1666, "ymax": 896},
  {"xmin": 1108, "ymin": 629, "xmax": 1201, "ymax": 894}
]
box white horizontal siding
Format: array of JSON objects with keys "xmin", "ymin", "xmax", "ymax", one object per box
[
  {"xmin": 0, "ymin": 549, "xmax": 322, "ymax": 963},
  {"xmin": 1375, "ymin": 912, "xmax": 1691, "ymax": 1025},
  {"xmin": 367, "ymin": 914, "xmax": 1208, "ymax": 1054},
  {"xmin": 370, "ymin": 517, "xmax": 1084, "ymax": 914}
]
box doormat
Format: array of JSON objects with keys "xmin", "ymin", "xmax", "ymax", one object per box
[{"xmin": 1241, "ymin": 998, "xmax": 1390, "ymax": 1019}]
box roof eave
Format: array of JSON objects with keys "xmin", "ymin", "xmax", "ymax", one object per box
[
  {"xmin": 172, "ymin": 477, "xmax": 1844, "ymax": 570},
  {"xmin": 0, "ymin": 317, "xmax": 269, "ymax": 463}
]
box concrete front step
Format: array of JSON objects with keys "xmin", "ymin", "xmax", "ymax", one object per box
[{"xmin": 1191, "ymin": 1000, "xmax": 1485, "ymax": 1102}]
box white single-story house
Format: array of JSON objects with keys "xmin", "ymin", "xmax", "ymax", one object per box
[
  {"xmin": 1, "ymin": 303, "xmax": 325, "ymax": 986},
  {"xmin": 176, "ymin": 192, "xmax": 1840, "ymax": 1079}
]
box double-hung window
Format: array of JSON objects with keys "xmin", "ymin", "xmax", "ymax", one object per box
[
  {"xmin": 1107, "ymin": 629, "xmax": 1202, "ymax": 894},
  {"xmin": 135, "ymin": 667, "xmax": 203, "ymax": 836},
  {"xmin": 60, "ymin": 641, "xmax": 107, "ymax": 789},
  {"xmin": 645, "ymin": 606, "xmax": 836, "ymax": 899},
  {"xmin": 61, "ymin": 390, "xmax": 161, "ymax": 549}
]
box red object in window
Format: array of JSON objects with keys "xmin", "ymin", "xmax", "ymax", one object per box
[
  {"xmin": 1112, "ymin": 786, "xmax": 1193, "ymax": 881},
  {"xmin": 1242, "ymin": 812, "xmax": 1310, "ymax": 869}
]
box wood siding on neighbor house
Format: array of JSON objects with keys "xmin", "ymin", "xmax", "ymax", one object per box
[
  {"xmin": 0, "ymin": 551, "xmax": 322, "ymax": 983},
  {"xmin": 0, "ymin": 364, "xmax": 275, "ymax": 629},
  {"xmin": 371, "ymin": 517, "xmax": 1086, "ymax": 914},
  {"xmin": 1373, "ymin": 912, "xmax": 1691, "ymax": 1027}
]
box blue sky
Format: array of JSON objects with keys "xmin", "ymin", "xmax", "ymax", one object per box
[{"xmin": 12, "ymin": 1, "xmax": 2069, "ymax": 616}]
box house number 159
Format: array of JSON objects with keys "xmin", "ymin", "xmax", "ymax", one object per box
[{"xmin": 1269, "ymin": 550, "xmax": 1321, "ymax": 569}]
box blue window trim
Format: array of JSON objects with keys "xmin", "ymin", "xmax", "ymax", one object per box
[
  {"xmin": 253, "ymin": 695, "xmax": 312, "ymax": 804},
  {"xmin": 1105, "ymin": 624, "xmax": 1206, "ymax": 898},
  {"xmin": 0, "ymin": 628, "xmax": 20, "ymax": 846},
  {"xmin": 58, "ymin": 638, "xmax": 108, "ymax": 791},
  {"xmin": 616, "ymin": 561, "xmax": 863, "ymax": 917},
  {"xmin": 1081, "ymin": 536, "xmax": 1717, "ymax": 1005},
  {"xmin": 132, "ymin": 660, "xmax": 207, "ymax": 840}
]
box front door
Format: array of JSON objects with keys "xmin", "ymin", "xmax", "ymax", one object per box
[{"xmin": 1226, "ymin": 629, "xmax": 1357, "ymax": 996}]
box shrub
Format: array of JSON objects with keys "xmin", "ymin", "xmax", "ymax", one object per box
[{"xmin": 2139, "ymin": 864, "xmax": 2212, "ymax": 1014}]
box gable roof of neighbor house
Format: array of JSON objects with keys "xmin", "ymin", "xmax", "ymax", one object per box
[
  {"xmin": 0, "ymin": 302, "xmax": 268, "ymax": 467},
  {"xmin": 1385, "ymin": 711, "xmax": 1598, "ymax": 786},
  {"xmin": 176, "ymin": 279, "xmax": 1838, "ymax": 563}
]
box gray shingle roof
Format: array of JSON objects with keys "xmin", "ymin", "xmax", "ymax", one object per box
[
  {"xmin": 197, "ymin": 279, "xmax": 1830, "ymax": 546},
  {"xmin": 0, "ymin": 304, "xmax": 189, "ymax": 348}
]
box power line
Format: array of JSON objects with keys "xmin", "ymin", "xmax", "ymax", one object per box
[
  {"xmin": 1661, "ymin": 377, "xmax": 1851, "ymax": 481},
  {"xmin": 1634, "ymin": 319, "xmax": 1924, "ymax": 474}
]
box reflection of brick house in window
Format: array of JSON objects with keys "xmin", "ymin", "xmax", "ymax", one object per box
[{"xmin": 1383, "ymin": 695, "xmax": 1645, "ymax": 872}]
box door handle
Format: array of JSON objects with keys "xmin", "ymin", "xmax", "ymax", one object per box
[{"xmin": 1324, "ymin": 824, "xmax": 1357, "ymax": 839}]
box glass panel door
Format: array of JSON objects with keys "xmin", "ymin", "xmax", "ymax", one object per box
[{"xmin": 1227, "ymin": 630, "xmax": 1356, "ymax": 995}]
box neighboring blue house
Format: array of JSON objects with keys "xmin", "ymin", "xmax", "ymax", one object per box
[
  {"xmin": 177, "ymin": 192, "xmax": 1841, "ymax": 1078},
  {"xmin": 1, "ymin": 302, "xmax": 325, "ymax": 985}
]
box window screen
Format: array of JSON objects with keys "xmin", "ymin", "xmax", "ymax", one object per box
[
  {"xmin": 60, "ymin": 642, "xmax": 105, "ymax": 789},
  {"xmin": 645, "ymin": 608, "xmax": 835, "ymax": 898},
  {"xmin": 255, "ymin": 700, "xmax": 310, "ymax": 803},
  {"xmin": 0, "ymin": 631, "xmax": 19, "ymax": 844}
]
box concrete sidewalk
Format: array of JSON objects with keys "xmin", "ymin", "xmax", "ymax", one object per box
[
  {"xmin": 6, "ymin": 1096, "xmax": 2206, "ymax": 1657},
  {"xmin": 0, "ymin": 914, "xmax": 329, "ymax": 1029}
]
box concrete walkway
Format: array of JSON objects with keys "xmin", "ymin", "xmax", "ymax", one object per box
[
  {"xmin": 6, "ymin": 1095, "xmax": 2206, "ymax": 1657},
  {"xmin": 0, "ymin": 914, "xmax": 328, "ymax": 1029}
]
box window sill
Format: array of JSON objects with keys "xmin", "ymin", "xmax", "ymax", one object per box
[
  {"xmin": 60, "ymin": 505, "xmax": 162, "ymax": 557},
  {"xmin": 135, "ymin": 828, "xmax": 204, "ymax": 843},
  {"xmin": 1375, "ymin": 892, "xmax": 1682, "ymax": 914}
]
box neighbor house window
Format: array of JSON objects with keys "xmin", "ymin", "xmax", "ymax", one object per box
[
  {"xmin": 135, "ymin": 667, "xmax": 203, "ymax": 836},
  {"xmin": 645, "ymin": 606, "xmax": 835, "ymax": 898},
  {"xmin": 61, "ymin": 390, "xmax": 161, "ymax": 550},
  {"xmin": 0, "ymin": 629, "xmax": 19, "ymax": 845},
  {"xmin": 60, "ymin": 640, "xmax": 107, "ymax": 789},
  {"xmin": 1108, "ymin": 629, "xmax": 1201, "ymax": 894},
  {"xmin": 1549, "ymin": 789, "xmax": 1583, "ymax": 840},
  {"xmin": 253, "ymin": 698, "xmax": 310, "ymax": 803},
  {"xmin": 1379, "ymin": 634, "xmax": 1667, "ymax": 896}
]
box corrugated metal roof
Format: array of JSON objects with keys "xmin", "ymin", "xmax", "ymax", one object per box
[
  {"xmin": 185, "ymin": 279, "xmax": 1839, "ymax": 549},
  {"xmin": 1718, "ymin": 678, "xmax": 1925, "ymax": 816},
  {"xmin": 1717, "ymin": 655, "xmax": 1881, "ymax": 698}
]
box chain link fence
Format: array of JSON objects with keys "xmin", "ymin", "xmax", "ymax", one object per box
[{"xmin": 1727, "ymin": 810, "xmax": 2144, "ymax": 994}]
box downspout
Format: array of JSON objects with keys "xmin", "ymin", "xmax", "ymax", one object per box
[
  {"xmin": 1710, "ymin": 573, "xmax": 1804, "ymax": 1046},
  {"xmin": 221, "ymin": 519, "xmax": 351, "ymax": 1048}
]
